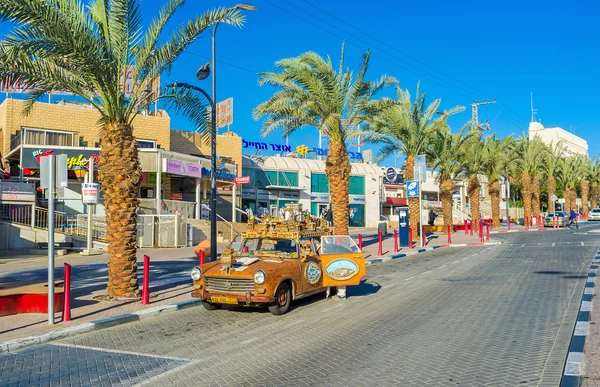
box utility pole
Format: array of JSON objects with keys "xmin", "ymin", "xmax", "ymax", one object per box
[{"xmin": 471, "ymin": 98, "xmax": 496, "ymax": 131}]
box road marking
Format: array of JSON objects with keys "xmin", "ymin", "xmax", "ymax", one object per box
[
  {"xmin": 581, "ymin": 242, "xmax": 585, "ymax": 246},
  {"xmin": 521, "ymin": 244, "xmax": 526, "ymax": 247},
  {"xmin": 382, "ymin": 283, "xmax": 396, "ymax": 289},
  {"xmin": 241, "ymin": 337, "xmax": 259, "ymax": 345},
  {"xmin": 283, "ymin": 320, "xmax": 304, "ymax": 329},
  {"xmin": 423, "ymin": 270, "xmax": 432, "ymax": 274},
  {"xmin": 439, "ymin": 265, "xmax": 447, "ymax": 268},
  {"xmin": 471, "ymin": 253, "xmax": 478, "ymax": 256},
  {"xmin": 134, "ymin": 359, "xmax": 203, "ymax": 386},
  {"xmin": 452, "ymin": 260, "xmax": 459, "ymax": 264},
  {"xmin": 52, "ymin": 343, "xmax": 190, "ymax": 361},
  {"xmin": 552, "ymin": 243, "xmax": 556, "ymax": 247},
  {"xmin": 404, "ymin": 276, "xmax": 415, "ymax": 281}
]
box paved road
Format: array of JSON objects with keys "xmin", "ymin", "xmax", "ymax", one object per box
[{"xmin": 1, "ymin": 227, "xmax": 599, "ymax": 386}]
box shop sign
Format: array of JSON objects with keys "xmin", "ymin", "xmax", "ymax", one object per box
[
  {"xmin": 241, "ymin": 187, "xmax": 257, "ymax": 199},
  {"xmin": 145, "ymin": 172, "xmax": 167, "ymax": 185},
  {"xmin": 279, "ymin": 191, "xmax": 299, "ymax": 200},
  {"xmin": 163, "ymin": 159, "xmax": 202, "ymax": 178},
  {"xmin": 201, "ymin": 166, "xmax": 235, "ymax": 181},
  {"xmin": 235, "ymin": 176, "xmax": 250, "ymax": 185},
  {"xmin": 0, "ymin": 182, "xmax": 36, "ymax": 202},
  {"xmin": 349, "ymin": 195, "xmax": 366, "ymax": 203},
  {"xmin": 170, "ymin": 193, "xmax": 183, "ymax": 200},
  {"xmin": 242, "ymin": 139, "xmax": 363, "ymax": 162},
  {"xmin": 310, "ymin": 193, "xmax": 330, "ymax": 202},
  {"xmin": 22, "ymin": 147, "xmax": 100, "ymax": 170},
  {"xmin": 383, "ymin": 167, "xmax": 404, "ymax": 186},
  {"xmin": 257, "ymin": 189, "xmax": 277, "ymax": 200},
  {"xmin": 82, "ymin": 183, "xmax": 100, "ymax": 204}
]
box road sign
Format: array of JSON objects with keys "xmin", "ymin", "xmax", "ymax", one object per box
[
  {"xmin": 0, "ymin": 182, "xmax": 36, "ymax": 202},
  {"xmin": 216, "ymin": 98, "xmax": 233, "ymax": 129},
  {"xmin": 550, "ymin": 194, "xmax": 558, "ymax": 201},
  {"xmin": 414, "ymin": 154, "xmax": 426, "ymax": 182},
  {"xmin": 82, "ymin": 183, "xmax": 100, "ymax": 204},
  {"xmin": 235, "ymin": 176, "xmax": 250, "ymax": 185},
  {"xmin": 406, "ymin": 181, "xmax": 419, "ymax": 197}
]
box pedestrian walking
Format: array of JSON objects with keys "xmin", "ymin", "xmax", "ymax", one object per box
[
  {"xmin": 428, "ymin": 210, "xmax": 438, "ymax": 226},
  {"xmin": 569, "ymin": 209, "xmax": 579, "ymax": 229}
]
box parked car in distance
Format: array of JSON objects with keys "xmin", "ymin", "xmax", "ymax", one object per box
[
  {"xmin": 589, "ymin": 208, "xmax": 600, "ymax": 221},
  {"xmin": 544, "ymin": 211, "xmax": 569, "ymax": 227}
]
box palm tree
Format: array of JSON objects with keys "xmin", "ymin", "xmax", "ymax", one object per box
[
  {"xmin": 253, "ymin": 45, "xmax": 397, "ymax": 235},
  {"xmin": 579, "ymin": 156, "xmax": 592, "ymax": 217},
  {"xmin": 541, "ymin": 142, "xmax": 566, "ymax": 213},
  {"xmin": 360, "ymin": 84, "xmax": 463, "ymax": 236},
  {"xmin": 481, "ymin": 135, "xmax": 513, "ymax": 227},
  {"xmin": 427, "ymin": 126, "xmax": 470, "ymax": 227},
  {"xmin": 558, "ymin": 157, "xmax": 580, "ymax": 214},
  {"xmin": 590, "ymin": 159, "xmax": 600, "ymax": 209},
  {"xmin": 460, "ymin": 132, "xmax": 485, "ymax": 227},
  {"xmin": 0, "ymin": 0, "xmax": 245, "ymax": 298},
  {"xmin": 514, "ymin": 136, "xmax": 547, "ymax": 222}
]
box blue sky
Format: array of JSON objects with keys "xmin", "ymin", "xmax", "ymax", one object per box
[{"xmin": 2, "ymin": 0, "xmax": 599, "ymax": 165}]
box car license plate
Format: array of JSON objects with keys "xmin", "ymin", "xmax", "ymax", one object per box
[{"xmin": 210, "ymin": 296, "xmax": 238, "ymax": 304}]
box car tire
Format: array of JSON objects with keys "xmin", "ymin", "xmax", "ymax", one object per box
[
  {"xmin": 201, "ymin": 301, "xmax": 221, "ymax": 311},
  {"xmin": 269, "ymin": 282, "xmax": 291, "ymax": 315}
]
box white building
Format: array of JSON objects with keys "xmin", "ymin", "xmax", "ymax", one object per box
[
  {"xmin": 528, "ymin": 122, "xmax": 588, "ymax": 156},
  {"xmin": 241, "ymin": 155, "xmax": 383, "ymax": 228}
]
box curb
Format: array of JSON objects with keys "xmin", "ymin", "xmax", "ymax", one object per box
[
  {"xmin": 0, "ymin": 299, "xmax": 201, "ymax": 354},
  {"xmin": 366, "ymin": 241, "xmax": 503, "ymax": 265},
  {"xmin": 560, "ymin": 248, "xmax": 599, "ymax": 387}
]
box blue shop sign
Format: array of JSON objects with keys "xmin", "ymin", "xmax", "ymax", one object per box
[{"xmin": 201, "ymin": 167, "xmax": 235, "ymax": 181}]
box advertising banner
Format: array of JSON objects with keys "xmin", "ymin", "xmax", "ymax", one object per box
[{"xmin": 82, "ymin": 183, "xmax": 100, "ymax": 204}]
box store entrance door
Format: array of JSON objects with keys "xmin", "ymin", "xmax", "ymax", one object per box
[{"xmin": 317, "ymin": 203, "xmax": 329, "ymax": 218}]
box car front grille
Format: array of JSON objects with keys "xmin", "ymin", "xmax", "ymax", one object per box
[{"xmin": 205, "ymin": 276, "xmax": 255, "ymax": 294}]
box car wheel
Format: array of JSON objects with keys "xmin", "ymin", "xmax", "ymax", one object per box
[
  {"xmin": 269, "ymin": 282, "xmax": 291, "ymax": 315},
  {"xmin": 201, "ymin": 301, "xmax": 221, "ymax": 311}
]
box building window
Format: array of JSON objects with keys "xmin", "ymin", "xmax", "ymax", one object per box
[
  {"xmin": 23, "ymin": 127, "xmax": 74, "ymax": 147},
  {"xmin": 137, "ymin": 139, "xmax": 157, "ymax": 149},
  {"xmin": 348, "ymin": 176, "xmax": 365, "ymax": 195},
  {"xmin": 311, "ymin": 173, "xmax": 329, "ymax": 193}
]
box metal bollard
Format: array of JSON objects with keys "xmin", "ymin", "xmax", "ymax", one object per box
[
  {"xmin": 199, "ymin": 249, "xmax": 205, "ymax": 266},
  {"xmin": 409, "ymin": 228, "xmax": 413, "ymax": 249},
  {"xmin": 142, "ymin": 255, "xmax": 150, "ymax": 305},
  {"xmin": 393, "ymin": 229, "xmax": 399, "ymax": 253},
  {"xmin": 378, "ymin": 232, "xmax": 383, "ymax": 256},
  {"xmin": 448, "ymin": 225, "xmax": 452, "ymax": 244},
  {"xmin": 358, "ymin": 234, "xmax": 363, "ymax": 251},
  {"xmin": 62, "ymin": 263, "xmax": 71, "ymax": 322}
]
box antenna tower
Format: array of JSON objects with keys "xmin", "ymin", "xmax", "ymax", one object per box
[{"xmin": 471, "ymin": 98, "xmax": 496, "ymax": 130}]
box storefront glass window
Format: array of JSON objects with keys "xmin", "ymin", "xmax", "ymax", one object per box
[
  {"xmin": 349, "ymin": 204, "xmax": 365, "ymax": 227},
  {"xmin": 349, "ymin": 176, "xmax": 365, "ymax": 195},
  {"xmin": 311, "ymin": 173, "xmax": 329, "ymax": 193},
  {"xmin": 279, "ymin": 172, "xmax": 298, "ymax": 187}
]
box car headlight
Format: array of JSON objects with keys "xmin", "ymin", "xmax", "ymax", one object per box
[
  {"xmin": 253, "ymin": 270, "xmax": 266, "ymax": 285},
  {"xmin": 191, "ymin": 266, "xmax": 203, "ymax": 281}
]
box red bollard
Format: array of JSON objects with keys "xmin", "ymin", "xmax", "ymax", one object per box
[
  {"xmin": 393, "ymin": 229, "xmax": 399, "ymax": 253},
  {"xmin": 199, "ymin": 249, "xmax": 205, "ymax": 266},
  {"xmin": 62, "ymin": 263, "xmax": 71, "ymax": 322},
  {"xmin": 422, "ymin": 225, "xmax": 426, "ymax": 247},
  {"xmin": 358, "ymin": 234, "xmax": 363, "ymax": 251},
  {"xmin": 447, "ymin": 225, "xmax": 452, "ymax": 244},
  {"xmin": 554, "ymin": 216, "xmax": 557, "ymax": 229},
  {"xmin": 508, "ymin": 216, "xmax": 511, "ymax": 230},
  {"xmin": 469, "ymin": 220, "xmax": 474, "ymax": 236},
  {"xmin": 378, "ymin": 231, "xmax": 383, "ymax": 256},
  {"xmin": 142, "ymin": 254, "xmax": 150, "ymax": 305},
  {"xmin": 486, "ymin": 222, "xmax": 491, "ymax": 241},
  {"xmin": 464, "ymin": 220, "xmax": 468, "ymax": 235},
  {"xmin": 409, "ymin": 228, "xmax": 413, "ymax": 249},
  {"xmin": 480, "ymin": 221, "xmax": 484, "ymax": 242},
  {"xmin": 525, "ymin": 216, "xmax": 529, "ymax": 231}
]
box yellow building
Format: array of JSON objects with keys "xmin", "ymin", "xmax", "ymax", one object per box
[{"xmin": 0, "ymin": 98, "xmax": 242, "ymax": 219}]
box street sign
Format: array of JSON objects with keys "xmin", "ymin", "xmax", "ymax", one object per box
[
  {"xmin": 213, "ymin": 97, "xmax": 233, "ymax": 129},
  {"xmin": 82, "ymin": 183, "xmax": 100, "ymax": 204},
  {"xmin": 558, "ymin": 198, "xmax": 565, "ymax": 204},
  {"xmin": 406, "ymin": 181, "xmax": 419, "ymax": 197},
  {"xmin": 235, "ymin": 176, "xmax": 250, "ymax": 185},
  {"xmin": 550, "ymin": 194, "xmax": 558, "ymax": 201},
  {"xmin": 0, "ymin": 182, "xmax": 36, "ymax": 202},
  {"xmin": 414, "ymin": 154, "xmax": 426, "ymax": 182}
]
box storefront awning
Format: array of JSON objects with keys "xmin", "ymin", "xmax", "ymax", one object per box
[
  {"xmin": 386, "ymin": 197, "xmax": 407, "ymax": 205},
  {"xmin": 265, "ymin": 185, "xmax": 303, "ymax": 191}
]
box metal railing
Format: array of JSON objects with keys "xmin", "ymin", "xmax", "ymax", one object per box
[
  {"xmin": 202, "ymin": 203, "xmax": 234, "ymax": 242},
  {"xmin": 0, "ymin": 203, "xmax": 32, "ymax": 226}
]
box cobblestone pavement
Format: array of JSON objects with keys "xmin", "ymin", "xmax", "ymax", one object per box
[{"xmin": 1, "ymin": 229, "xmax": 598, "ymax": 386}]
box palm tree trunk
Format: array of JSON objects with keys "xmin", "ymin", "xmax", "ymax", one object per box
[
  {"xmin": 563, "ymin": 187, "xmax": 571, "ymax": 214},
  {"xmin": 439, "ymin": 176, "xmax": 454, "ymax": 227},
  {"xmin": 591, "ymin": 182, "xmax": 598, "ymax": 209},
  {"xmin": 547, "ymin": 175, "xmax": 556, "ymax": 212},
  {"xmin": 325, "ymin": 139, "xmax": 352, "ymax": 235},
  {"xmin": 531, "ymin": 175, "xmax": 541, "ymax": 217},
  {"xmin": 489, "ymin": 179, "xmax": 501, "ymax": 228},
  {"xmin": 404, "ymin": 155, "xmax": 420, "ymax": 239},
  {"xmin": 570, "ymin": 189, "xmax": 577, "ymax": 214},
  {"xmin": 467, "ymin": 176, "xmax": 480, "ymax": 226},
  {"xmin": 581, "ymin": 179, "xmax": 589, "ymax": 215},
  {"xmin": 98, "ymin": 123, "xmax": 142, "ymax": 298},
  {"xmin": 521, "ymin": 173, "xmax": 532, "ymax": 221}
]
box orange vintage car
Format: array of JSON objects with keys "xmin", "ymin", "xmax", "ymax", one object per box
[{"xmin": 190, "ymin": 210, "xmax": 366, "ymax": 315}]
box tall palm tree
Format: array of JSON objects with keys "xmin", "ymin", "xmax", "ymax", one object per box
[
  {"xmin": 481, "ymin": 135, "xmax": 513, "ymax": 227},
  {"xmin": 0, "ymin": 0, "xmax": 245, "ymax": 298},
  {"xmin": 460, "ymin": 132, "xmax": 485, "ymax": 227},
  {"xmin": 514, "ymin": 136, "xmax": 547, "ymax": 222},
  {"xmin": 558, "ymin": 157, "xmax": 580, "ymax": 214},
  {"xmin": 360, "ymin": 84, "xmax": 463, "ymax": 236},
  {"xmin": 427, "ymin": 126, "xmax": 470, "ymax": 227},
  {"xmin": 541, "ymin": 142, "xmax": 566, "ymax": 213},
  {"xmin": 579, "ymin": 156, "xmax": 592, "ymax": 216},
  {"xmin": 253, "ymin": 45, "xmax": 397, "ymax": 235},
  {"xmin": 590, "ymin": 159, "xmax": 600, "ymax": 209}
]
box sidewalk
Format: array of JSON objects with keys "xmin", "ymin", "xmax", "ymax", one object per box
[{"xmin": 0, "ymin": 227, "xmax": 496, "ymax": 350}]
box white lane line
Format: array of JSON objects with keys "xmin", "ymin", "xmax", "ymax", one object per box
[
  {"xmin": 552, "ymin": 243, "xmax": 556, "ymax": 247},
  {"xmin": 521, "ymin": 244, "xmax": 526, "ymax": 247},
  {"xmin": 471, "ymin": 253, "xmax": 478, "ymax": 256},
  {"xmin": 241, "ymin": 337, "xmax": 260, "ymax": 345},
  {"xmin": 452, "ymin": 260, "xmax": 459, "ymax": 264},
  {"xmin": 382, "ymin": 283, "xmax": 397, "ymax": 289},
  {"xmin": 581, "ymin": 242, "xmax": 585, "ymax": 246},
  {"xmin": 134, "ymin": 359, "xmax": 203, "ymax": 386},
  {"xmin": 423, "ymin": 270, "xmax": 432, "ymax": 274},
  {"xmin": 52, "ymin": 343, "xmax": 190, "ymax": 361},
  {"xmin": 404, "ymin": 276, "xmax": 415, "ymax": 281},
  {"xmin": 439, "ymin": 265, "xmax": 447, "ymax": 269}
]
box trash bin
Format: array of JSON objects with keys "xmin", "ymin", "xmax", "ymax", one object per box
[{"xmin": 377, "ymin": 222, "xmax": 387, "ymax": 236}]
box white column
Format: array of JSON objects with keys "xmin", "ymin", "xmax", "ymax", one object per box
[
  {"xmin": 195, "ymin": 177, "xmax": 201, "ymax": 220},
  {"xmin": 156, "ymin": 152, "xmax": 162, "ymax": 214},
  {"xmin": 232, "ymin": 183, "xmax": 237, "ymax": 223}
]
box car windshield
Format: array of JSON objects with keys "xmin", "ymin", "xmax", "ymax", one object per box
[
  {"xmin": 592, "ymin": 209, "xmax": 600, "ymax": 213},
  {"xmin": 321, "ymin": 236, "xmax": 360, "ymax": 254},
  {"xmin": 240, "ymin": 238, "xmax": 298, "ymax": 256}
]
